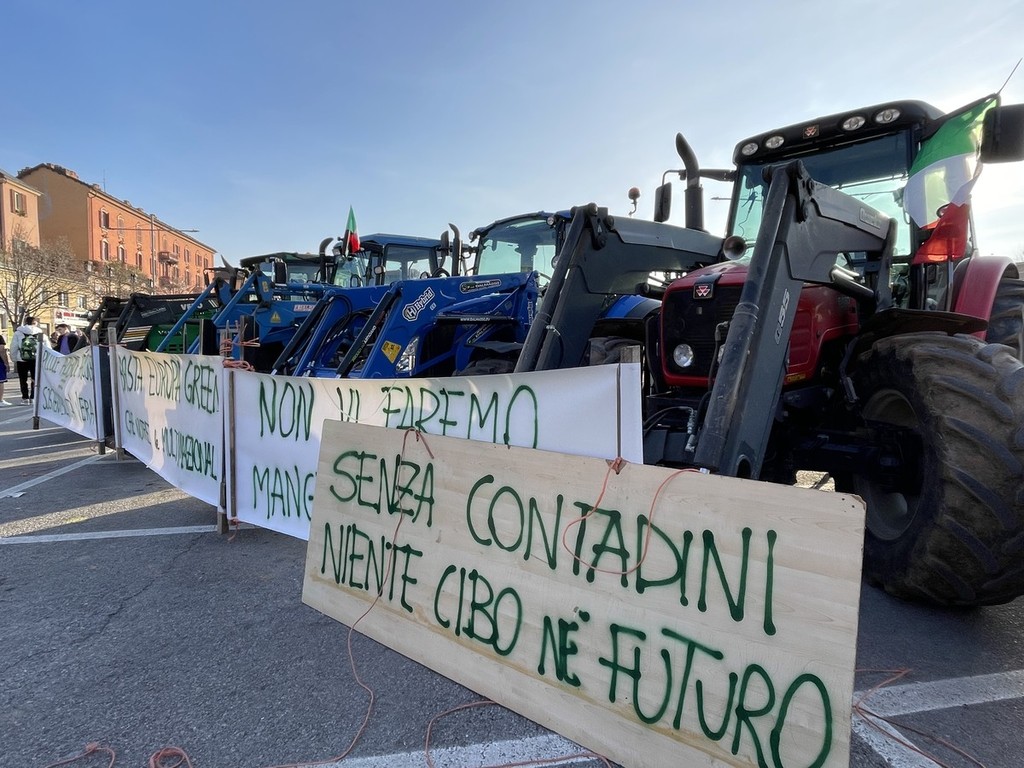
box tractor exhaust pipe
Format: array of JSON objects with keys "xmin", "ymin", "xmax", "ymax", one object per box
[{"xmin": 675, "ymin": 132, "xmax": 704, "ymax": 231}]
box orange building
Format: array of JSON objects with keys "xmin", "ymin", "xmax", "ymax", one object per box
[
  {"xmin": 18, "ymin": 163, "xmax": 216, "ymax": 294},
  {"xmin": 0, "ymin": 168, "xmax": 44, "ymax": 335},
  {"xmin": 0, "ymin": 168, "xmax": 42, "ymax": 252}
]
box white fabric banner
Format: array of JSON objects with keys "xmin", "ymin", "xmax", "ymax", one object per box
[
  {"xmin": 229, "ymin": 364, "xmax": 642, "ymax": 539},
  {"xmin": 113, "ymin": 349, "xmax": 224, "ymax": 506},
  {"xmin": 37, "ymin": 345, "xmax": 103, "ymax": 441}
]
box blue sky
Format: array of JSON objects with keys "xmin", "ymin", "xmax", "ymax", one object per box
[{"xmin": 3, "ymin": 0, "xmax": 1024, "ymax": 264}]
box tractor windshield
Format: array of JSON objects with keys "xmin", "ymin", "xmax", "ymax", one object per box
[
  {"xmin": 476, "ymin": 216, "xmax": 558, "ymax": 283},
  {"xmin": 730, "ymin": 132, "xmax": 914, "ymax": 260},
  {"xmin": 331, "ymin": 253, "xmax": 372, "ymax": 287},
  {"xmin": 376, "ymin": 245, "xmax": 437, "ymax": 284}
]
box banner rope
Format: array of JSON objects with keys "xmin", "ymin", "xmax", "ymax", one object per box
[{"xmin": 559, "ymin": 459, "xmax": 702, "ymax": 577}]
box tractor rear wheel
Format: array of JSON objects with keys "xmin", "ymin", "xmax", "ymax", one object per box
[
  {"xmin": 456, "ymin": 357, "xmax": 516, "ymax": 376},
  {"xmin": 850, "ymin": 333, "xmax": 1024, "ymax": 606},
  {"xmin": 986, "ymin": 276, "xmax": 1024, "ymax": 358}
]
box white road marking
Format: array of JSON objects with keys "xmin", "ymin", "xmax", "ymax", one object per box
[
  {"xmin": 852, "ymin": 714, "xmax": 933, "ymax": 768},
  {"xmin": 0, "ymin": 525, "xmax": 218, "ymax": 544},
  {"xmin": 856, "ymin": 669, "xmax": 1024, "ymax": 717},
  {"xmin": 853, "ymin": 670, "xmax": 1024, "ymax": 766},
  {"xmin": 322, "ymin": 734, "xmax": 596, "ymax": 767},
  {"xmin": 0, "ymin": 453, "xmax": 110, "ymax": 498},
  {"xmin": 0, "ymin": 488, "xmax": 191, "ymax": 537}
]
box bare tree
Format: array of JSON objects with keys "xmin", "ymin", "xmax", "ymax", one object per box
[
  {"xmin": 153, "ymin": 265, "xmax": 203, "ymax": 296},
  {"xmin": 0, "ymin": 224, "xmax": 79, "ymax": 324},
  {"xmin": 82, "ymin": 259, "xmax": 149, "ymax": 304}
]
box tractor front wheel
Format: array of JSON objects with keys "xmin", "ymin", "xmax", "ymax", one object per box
[{"xmin": 850, "ymin": 333, "xmax": 1024, "ymax": 606}]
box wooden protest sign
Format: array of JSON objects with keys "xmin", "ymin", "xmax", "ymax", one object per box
[{"xmin": 303, "ymin": 421, "xmax": 865, "ymax": 768}]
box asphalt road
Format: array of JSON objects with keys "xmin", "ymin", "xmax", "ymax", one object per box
[{"xmin": 2, "ymin": 405, "xmax": 1022, "ymax": 768}]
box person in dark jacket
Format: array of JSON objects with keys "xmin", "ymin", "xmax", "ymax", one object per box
[{"xmin": 53, "ymin": 323, "xmax": 76, "ymax": 354}]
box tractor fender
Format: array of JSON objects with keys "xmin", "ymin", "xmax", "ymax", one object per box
[
  {"xmin": 952, "ymin": 255, "xmax": 1019, "ymax": 336},
  {"xmin": 602, "ymin": 294, "xmax": 661, "ymax": 320}
]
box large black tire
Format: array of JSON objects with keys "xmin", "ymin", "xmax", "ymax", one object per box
[
  {"xmin": 456, "ymin": 357, "xmax": 516, "ymax": 376},
  {"xmin": 987, "ymin": 276, "xmax": 1024, "ymax": 358},
  {"xmin": 850, "ymin": 333, "xmax": 1024, "ymax": 606},
  {"xmin": 588, "ymin": 336, "xmax": 639, "ymax": 365}
]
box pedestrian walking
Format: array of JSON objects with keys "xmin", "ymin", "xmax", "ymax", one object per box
[
  {"xmin": 0, "ymin": 336, "xmax": 11, "ymax": 406},
  {"xmin": 10, "ymin": 316, "xmax": 52, "ymax": 403}
]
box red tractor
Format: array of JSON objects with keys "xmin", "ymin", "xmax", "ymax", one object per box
[{"xmin": 516, "ymin": 95, "xmax": 1024, "ymax": 606}]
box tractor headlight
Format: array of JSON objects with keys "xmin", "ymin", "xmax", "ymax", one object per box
[
  {"xmin": 874, "ymin": 107, "xmax": 901, "ymax": 125},
  {"xmin": 396, "ymin": 339, "xmax": 418, "ymax": 373},
  {"xmin": 841, "ymin": 115, "xmax": 866, "ymax": 131},
  {"xmin": 672, "ymin": 343, "xmax": 695, "ymax": 369}
]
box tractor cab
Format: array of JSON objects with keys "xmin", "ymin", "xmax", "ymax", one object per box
[
  {"xmin": 355, "ymin": 234, "xmax": 445, "ymax": 284},
  {"xmin": 469, "ymin": 213, "xmax": 565, "ymax": 284},
  {"xmin": 722, "ymin": 97, "xmax": 1024, "ymax": 311},
  {"xmin": 237, "ymin": 234, "xmax": 444, "ymax": 289}
]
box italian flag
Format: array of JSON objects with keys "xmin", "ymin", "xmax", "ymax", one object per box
[
  {"xmin": 344, "ymin": 206, "xmax": 360, "ymax": 256},
  {"xmin": 904, "ymin": 96, "xmax": 997, "ymax": 262}
]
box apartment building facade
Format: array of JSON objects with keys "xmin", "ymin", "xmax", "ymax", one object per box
[
  {"xmin": 18, "ymin": 163, "xmax": 216, "ymax": 298},
  {"xmin": 0, "ymin": 168, "xmax": 43, "ymax": 336}
]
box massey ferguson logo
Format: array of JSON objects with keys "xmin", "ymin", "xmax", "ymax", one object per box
[
  {"xmin": 694, "ymin": 283, "xmax": 714, "ymax": 299},
  {"xmin": 402, "ymin": 287, "xmax": 436, "ymax": 321}
]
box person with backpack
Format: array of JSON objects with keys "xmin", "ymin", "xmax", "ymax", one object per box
[{"xmin": 11, "ymin": 316, "xmax": 52, "ymax": 404}]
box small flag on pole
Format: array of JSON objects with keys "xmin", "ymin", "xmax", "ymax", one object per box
[
  {"xmin": 904, "ymin": 96, "xmax": 997, "ymax": 262},
  {"xmin": 343, "ymin": 206, "xmax": 360, "ymax": 256}
]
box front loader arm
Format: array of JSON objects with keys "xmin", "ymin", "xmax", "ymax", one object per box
[
  {"xmin": 693, "ymin": 161, "xmax": 894, "ymax": 478},
  {"xmin": 515, "ymin": 205, "xmax": 723, "ymax": 373}
]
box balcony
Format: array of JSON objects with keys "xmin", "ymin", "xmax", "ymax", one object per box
[{"xmin": 158, "ymin": 251, "xmax": 179, "ymax": 264}]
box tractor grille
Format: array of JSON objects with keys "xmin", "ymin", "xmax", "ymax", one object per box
[{"xmin": 662, "ymin": 284, "xmax": 742, "ymax": 380}]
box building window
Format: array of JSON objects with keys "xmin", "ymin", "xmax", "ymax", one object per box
[
  {"xmin": 101, "ymin": 240, "xmax": 110, "ymax": 261},
  {"xmin": 117, "ymin": 215, "xmax": 125, "ymax": 235},
  {"xmin": 185, "ymin": 248, "xmax": 191, "ymax": 264},
  {"xmin": 118, "ymin": 244, "xmax": 126, "ymax": 262},
  {"xmin": 57, "ymin": 291, "xmax": 69, "ymax": 307},
  {"xmin": 77, "ymin": 295, "xmax": 87, "ymax": 309},
  {"xmin": 99, "ymin": 209, "xmax": 110, "ymax": 229},
  {"xmin": 136, "ymin": 223, "xmax": 143, "ymax": 245},
  {"xmin": 185, "ymin": 269, "xmax": 191, "ymax": 285},
  {"xmin": 136, "ymin": 250, "xmax": 143, "ymax": 268},
  {"xmin": 10, "ymin": 189, "xmax": 27, "ymax": 215}
]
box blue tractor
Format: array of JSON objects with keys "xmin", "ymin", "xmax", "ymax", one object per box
[
  {"xmin": 155, "ymin": 233, "xmax": 445, "ymax": 371},
  {"xmin": 269, "ymin": 215, "xmax": 571, "ymax": 378}
]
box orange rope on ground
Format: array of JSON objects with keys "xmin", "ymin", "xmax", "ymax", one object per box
[
  {"xmin": 148, "ymin": 746, "xmax": 195, "ymax": 767},
  {"xmin": 424, "ymin": 700, "xmax": 613, "ymax": 768},
  {"xmin": 42, "ymin": 742, "xmax": 116, "ymax": 768},
  {"xmin": 853, "ymin": 668, "xmax": 987, "ymax": 768}
]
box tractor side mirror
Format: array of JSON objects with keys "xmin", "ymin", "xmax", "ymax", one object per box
[
  {"xmin": 273, "ymin": 260, "xmax": 288, "ymax": 285},
  {"xmin": 981, "ymin": 103, "xmax": 1024, "ymax": 163},
  {"xmin": 653, "ymin": 182, "xmax": 672, "ymax": 223}
]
